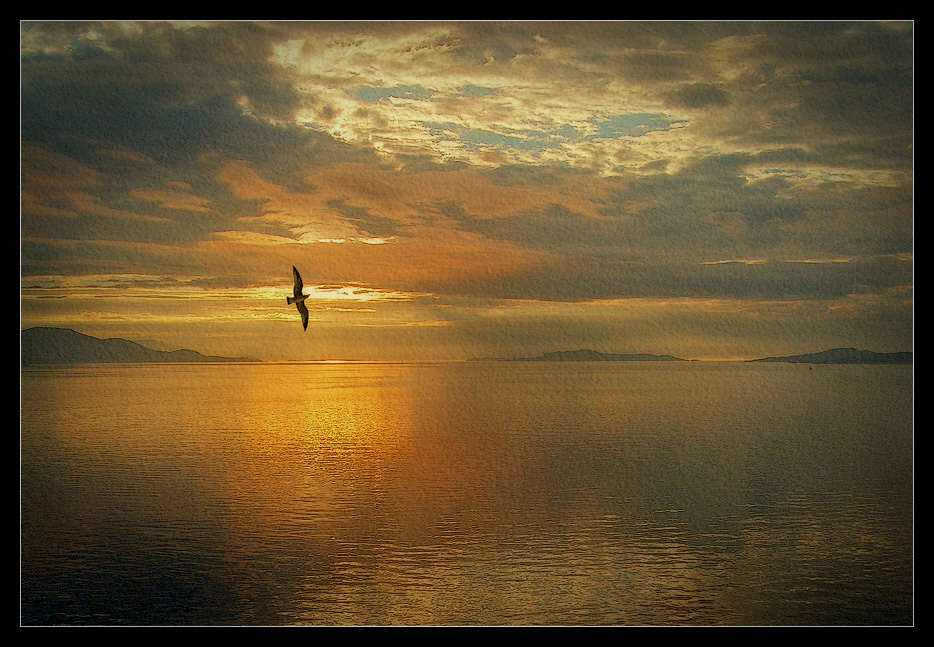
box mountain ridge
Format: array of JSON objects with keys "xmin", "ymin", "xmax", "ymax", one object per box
[
  {"xmin": 21, "ymin": 327, "xmax": 258, "ymax": 365},
  {"xmin": 472, "ymin": 347, "xmax": 912, "ymax": 364},
  {"xmin": 21, "ymin": 329, "xmax": 912, "ymax": 365},
  {"xmin": 746, "ymin": 347, "xmax": 912, "ymax": 364}
]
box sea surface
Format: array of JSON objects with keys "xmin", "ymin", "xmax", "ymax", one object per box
[{"xmin": 20, "ymin": 361, "xmax": 913, "ymax": 626}]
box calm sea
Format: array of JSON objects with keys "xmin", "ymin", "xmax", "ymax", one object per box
[{"xmin": 20, "ymin": 361, "xmax": 913, "ymax": 626}]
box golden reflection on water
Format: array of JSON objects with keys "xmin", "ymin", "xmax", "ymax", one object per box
[{"xmin": 21, "ymin": 362, "xmax": 912, "ymax": 625}]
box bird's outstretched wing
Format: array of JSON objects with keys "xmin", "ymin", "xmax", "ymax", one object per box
[
  {"xmin": 296, "ymin": 300, "xmax": 309, "ymax": 331},
  {"xmin": 292, "ymin": 266, "xmax": 304, "ymax": 298}
]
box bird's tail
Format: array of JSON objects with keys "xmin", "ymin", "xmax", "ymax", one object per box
[{"xmin": 287, "ymin": 296, "xmax": 296, "ymax": 305}]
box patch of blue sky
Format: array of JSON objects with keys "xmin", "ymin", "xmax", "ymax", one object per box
[
  {"xmin": 23, "ymin": 38, "xmax": 112, "ymax": 62},
  {"xmin": 423, "ymin": 113, "xmax": 681, "ymax": 155},
  {"xmin": 587, "ymin": 113, "xmax": 684, "ymax": 139},
  {"xmin": 424, "ymin": 122, "xmax": 573, "ymax": 152},
  {"xmin": 354, "ymin": 85, "xmax": 435, "ymax": 103},
  {"xmin": 457, "ymin": 85, "xmax": 499, "ymax": 98}
]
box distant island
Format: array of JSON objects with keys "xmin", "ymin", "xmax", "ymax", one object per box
[
  {"xmin": 471, "ymin": 349, "xmax": 687, "ymax": 362},
  {"xmin": 747, "ymin": 348, "xmax": 912, "ymax": 365},
  {"xmin": 471, "ymin": 347, "xmax": 912, "ymax": 364},
  {"xmin": 21, "ymin": 330, "xmax": 912, "ymax": 366},
  {"xmin": 21, "ymin": 327, "xmax": 258, "ymax": 365}
]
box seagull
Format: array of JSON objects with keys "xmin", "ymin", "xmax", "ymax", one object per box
[{"xmin": 287, "ymin": 266, "xmax": 310, "ymax": 331}]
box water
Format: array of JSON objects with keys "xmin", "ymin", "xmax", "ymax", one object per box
[{"xmin": 20, "ymin": 361, "xmax": 913, "ymax": 625}]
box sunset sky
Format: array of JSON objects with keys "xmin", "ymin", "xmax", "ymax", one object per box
[{"xmin": 20, "ymin": 21, "xmax": 913, "ymax": 361}]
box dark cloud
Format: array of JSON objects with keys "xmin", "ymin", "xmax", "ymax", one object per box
[
  {"xmin": 19, "ymin": 21, "xmax": 913, "ymax": 359},
  {"xmin": 446, "ymin": 21, "xmax": 542, "ymax": 64},
  {"xmin": 21, "ymin": 21, "xmax": 299, "ymax": 113},
  {"xmin": 20, "ymin": 22, "xmax": 367, "ymax": 174},
  {"xmin": 670, "ymin": 23, "xmax": 912, "ymax": 170},
  {"xmin": 416, "ymin": 145, "xmax": 911, "ymax": 303},
  {"xmin": 20, "ymin": 21, "xmax": 380, "ymax": 271},
  {"xmin": 441, "ymin": 201, "xmax": 631, "ymax": 252},
  {"xmin": 665, "ymin": 83, "xmax": 731, "ymax": 109},
  {"xmin": 23, "ymin": 67, "xmax": 336, "ymax": 174},
  {"xmin": 435, "ymin": 250, "xmax": 912, "ymax": 303},
  {"xmin": 325, "ymin": 199, "xmax": 405, "ymax": 238}
]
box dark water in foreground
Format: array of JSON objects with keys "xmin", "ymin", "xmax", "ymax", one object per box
[{"xmin": 21, "ymin": 361, "xmax": 913, "ymax": 625}]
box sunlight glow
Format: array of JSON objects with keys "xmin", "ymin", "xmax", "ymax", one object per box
[
  {"xmin": 700, "ymin": 259, "xmax": 768, "ymax": 265},
  {"xmin": 20, "ymin": 274, "xmax": 427, "ymax": 304}
]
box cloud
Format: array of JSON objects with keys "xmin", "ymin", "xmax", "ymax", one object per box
[
  {"xmin": 665, "ymin": 83, "xmax": 731, "ymax": 109},
  {"xmin": 130, "ymin": 187, "xmax": 213, "ymax": 212},
  {"xmin": 20, "ymin": 21, "xmax": 913, "ymax": 359}
]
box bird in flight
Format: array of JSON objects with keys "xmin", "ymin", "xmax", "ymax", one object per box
[{"xmin": 287, "ymin": 266, "xmax": 310, "ymax": 331}]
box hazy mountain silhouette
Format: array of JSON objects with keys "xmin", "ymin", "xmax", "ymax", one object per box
[
  {"xmin": 747, "ymin": 348, "xmax": 912, "ymax": 364},
  {"xmin": 21, "ymin": 328, "xmax": 258, "ymax": 365},
  {"xmin": 22, "ymin": 330, "xmax": 911, "ymax": 366},
  {"xmin": 472, "ymin": 349, "xmax": 686, "ymax": 362}
]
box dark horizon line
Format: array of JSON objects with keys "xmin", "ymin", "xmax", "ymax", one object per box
[{"xmin": 20, "ymin": 327, "xmax": 913, "ymax": 366}]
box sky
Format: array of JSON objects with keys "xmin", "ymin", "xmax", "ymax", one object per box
[{"xmin": 20, "ymin": 21, "xmax": 913, "ymax": 361}]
